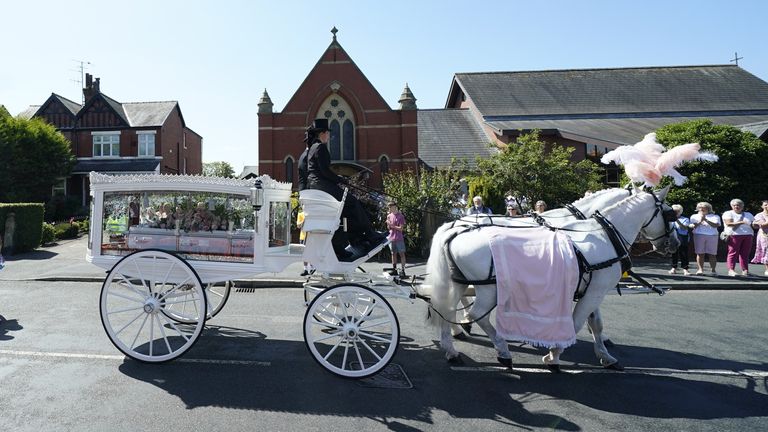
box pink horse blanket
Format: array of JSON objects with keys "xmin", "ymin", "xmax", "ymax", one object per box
[{"xmin": 481, "ymin": 226, "xmax": 579, "ymax": 349}]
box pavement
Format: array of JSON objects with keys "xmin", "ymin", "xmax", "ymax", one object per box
[{"xmin": 1, "ymin": 235, "xmax": 766, "ymax": 290}]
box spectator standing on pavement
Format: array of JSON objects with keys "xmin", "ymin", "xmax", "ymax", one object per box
[
  {"xmin": 750, "ymin": 199, "xmax": 768, "ymax": 276},
  {"xmin": 386, "ymin": 201, "xmax": 407, "ymax": 277},
  {"xmin": 668, "ymin": 204, "xmax": 691, "ymax": 275},
  {"xmin": 466, "ymin": 196, "xmax": 492, "ymax": 215},
  {"xmin": 722, "ymin": 198, "xmax": 754, "ymax": 277},
  {"xmin": 689, "ymin": 201, "xmax": 721, "ymax": 275}
]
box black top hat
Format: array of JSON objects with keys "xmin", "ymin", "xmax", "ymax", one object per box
[{"xmin": 309, "ymin": 118, "xmax": 329, "ymax": 132}]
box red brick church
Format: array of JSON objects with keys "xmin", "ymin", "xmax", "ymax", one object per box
[{"xmin": 258, "ymin": 27, "xmax": 420, "ymax": 188}]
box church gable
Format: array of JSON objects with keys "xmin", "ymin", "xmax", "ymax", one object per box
[
  {"xmin": 76, "ymin": 93, "xmax": 129, "ymax": 128},
  {"xmin": 281, "ymin": 31, "xmax": 392, "ymax": 118}
]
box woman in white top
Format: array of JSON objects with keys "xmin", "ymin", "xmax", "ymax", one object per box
[
  {"xmin": 688, "ymin": 201, "xmax": 721, "ymax": 275},
  {"xmin": 722, "ymin": 198, "xmax": 755, "ymax": 276}
]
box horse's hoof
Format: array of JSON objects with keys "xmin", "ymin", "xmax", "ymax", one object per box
[
  {"xmin": 497, "ymin": 357, "xmax": 512, "ymax": 368},
  {"xmin": 452, "ymin": 332, "xmax": 468, "ymax": 340},
  {"xmin": 605, "ymin": 362, "xmax": 624, "ymax": 371},
  {"xmin": 461, "ymin": 323, "xmax": 472, "ymax": 335},
  {"xmin": 546, "ymin": 364, "xmax": 562, "ymax": 373},
  {"xmin": 447, "ymin": 355, "xmax": 464, "ymax": 365},
  {"xmin": 603, "ymin": 339, "xmax": 615, "ymax": 348}
]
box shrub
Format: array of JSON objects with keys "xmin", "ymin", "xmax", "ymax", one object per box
[
  {"xmin": 41, "ymin": 222, "xmax": 55, "ymax": 245},
  {"xmin": 0, "ymin": 203, "xmax": 45, "ymax": 253},
  {"xmin": 52, "ymin": 222, "xmax": 80, "ymax": 240}
]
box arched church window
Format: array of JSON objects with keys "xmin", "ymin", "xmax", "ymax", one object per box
[
  {"xmin": 343, "ymin": 120, "xmax": 354, "ymax": 161},
  {"xmin": 285, "ymin": 156, "xmax": 294, "ymax": 183},
  {"xmin": 316, "ymin": 95, "xmax": 355, "ymax": 161},
  {"xmin": 379, "ymin": 155, "xmax": 389, "ymax": 188}
]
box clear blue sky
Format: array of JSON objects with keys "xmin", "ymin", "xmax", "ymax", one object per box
[{"xmin": 2, "ymin": 0, "xmax": 766, "ymax": 175}]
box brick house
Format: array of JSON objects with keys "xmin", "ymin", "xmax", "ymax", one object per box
[{"xmin": 24, "ymin": 74, "xmax": 202, "ymax": 205}]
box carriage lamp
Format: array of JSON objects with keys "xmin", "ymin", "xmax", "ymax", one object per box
[{"xmin": 251, "ymin": 179, "xmax": 264, "ymax": 232}]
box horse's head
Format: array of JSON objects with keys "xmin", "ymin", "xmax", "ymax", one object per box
[{"xmin": 638, "ymin": 185, "xmax": 680, "ymax": 255}]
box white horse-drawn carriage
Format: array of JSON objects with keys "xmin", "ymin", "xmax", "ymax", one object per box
[
  {"xmin": 88, "ymin": 170, "xmax": 680, "ymax": 379},
  {"xmin": 87, "ymin": 172, "xmax": 413, "ymax": 378}
]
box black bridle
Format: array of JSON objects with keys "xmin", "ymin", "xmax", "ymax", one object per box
[{"xmin": 640, "ymin": 190, "xmax": 677, "ymax": 242}]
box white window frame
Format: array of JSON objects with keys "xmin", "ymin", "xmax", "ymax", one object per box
[
  {"xmin": 92, "ymin": 131, "xmax": 120, "ymax": 158},
  {"xmin": 137, "ymin": 131, "xmax": 156, "ymax": 157}
]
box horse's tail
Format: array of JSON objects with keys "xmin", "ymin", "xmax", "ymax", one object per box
[{"xmin": 424, "ymin": 223, "xmax": 462, "ymax": 329}]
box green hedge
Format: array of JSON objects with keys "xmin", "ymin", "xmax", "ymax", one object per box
[{"xmin": 0, "ymin": 203, "xmax": 45, "ymax": 254}]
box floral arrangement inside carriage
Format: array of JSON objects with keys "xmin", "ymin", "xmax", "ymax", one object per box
[{"xmin": 100, "ymin": 190, "xmax": 257, "ymax": 262}]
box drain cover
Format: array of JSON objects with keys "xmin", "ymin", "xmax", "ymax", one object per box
[{"xmin": 355, "ymin": 363, "xmax": 413, "ymax": 389}]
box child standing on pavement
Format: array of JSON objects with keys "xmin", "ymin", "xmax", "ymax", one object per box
[{"xmin": 386, "ymin": 201, "xmax": 407, "ymax": 277}]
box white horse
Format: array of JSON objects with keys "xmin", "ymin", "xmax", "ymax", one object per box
[
  {"xmin": 423, "ymin": 186, "xmax": 679, "ymax": 371},
  {"xmin": 453, "ymin": 187, "xmax": 636, "ymax": 344}
]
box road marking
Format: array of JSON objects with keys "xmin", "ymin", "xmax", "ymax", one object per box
[
  {"xmin": 0, "ymin": 349, "xmax": 271, "ymax": 366},
  {"xmin": 450, "ymin": 365, "xmax": 768, "ymax": 378}
]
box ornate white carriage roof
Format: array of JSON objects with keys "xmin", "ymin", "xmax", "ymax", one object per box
[{"xmin": 89, "ymin": 172, "xmax": 292, "ymax": 191}]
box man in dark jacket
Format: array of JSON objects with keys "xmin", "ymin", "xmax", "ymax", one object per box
[{"xmin": 305, "ymin": 118, "xmax": 386, "ymax": 260}]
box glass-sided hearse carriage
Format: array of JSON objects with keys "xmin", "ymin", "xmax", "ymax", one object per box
[{"xmin": 87, "ymin": 172, "xmax": 411, "ymax": 378}]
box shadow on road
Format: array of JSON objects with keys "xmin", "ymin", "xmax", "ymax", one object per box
[{"xmin": 0, "ymin": 315, "xmax": 23, "ymax": 341}]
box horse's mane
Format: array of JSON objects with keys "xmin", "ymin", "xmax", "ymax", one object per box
[{"xmin": 570, "ymin": 187, "xmax": 625, "ymax": 207}]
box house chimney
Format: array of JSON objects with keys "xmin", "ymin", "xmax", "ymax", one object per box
[{"xmin": 83, "ymin": 73, "xmax": 101, "ymax": 102}]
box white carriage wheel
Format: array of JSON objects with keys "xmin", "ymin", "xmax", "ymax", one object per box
[
  {"xmin": 99, "ymin": 249, "xmax": 207, "ymax": 363},
  {"xmin": 302, "ymin": 267, "xmax": 370, "ymax": 325},
  {"xmin": 303, "ymin": 283, "xmax": 399, "ymax": 379},
  {"xmin": 163, "ymin": 280, "xmax": 232, "ymax": 323}
]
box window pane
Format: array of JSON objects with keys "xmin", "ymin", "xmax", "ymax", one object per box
[
  {"xmin": 285, "ymin": 158, "xmax": 294, "ymax": 183},
  {"xmin": 343, "ymin": 119, "xmax": 354, "ymax": 160},
  {"xmin": 329, "ymin": 120, "xmax": 341, "ymax": 160}
]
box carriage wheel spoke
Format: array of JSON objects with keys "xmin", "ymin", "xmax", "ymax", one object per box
[
  {"xmin": 107, "ymin": 290, "xmax": 145, "ymax": 303},
  {"xmin": 311, "ymin": 330, "xmax": 344, "ymax": 342},
  {"xmin": 359, "ymin": 317, "xmax": 390, "ymax": 330},
  {"xmin": 352, "ymin": 339, "xmax": 365, "ymax": 370},
  {"xmin": 159, "ymin": 313, "xmax": 192, "ymax": 343},
  {"xmin": 356, "ymin": 336, "xmax": 383, "ymax": 361},
  {"xmin": 357, "ymin": 331, "xmax": 392, "ymax": 344},
  {"xmin": 341, "ymin": 342, "xmax": 350, "ymax": 370},
  {"xmin": 107, "ymin": 305, "xmax": 146, "ymax": 315},
  {"xmin": 113, "ymin": 310, "xmax": 145, "ymax": 336},
  {"xmin": 117, "ymin": 274, "xmax": 148, "ymax": 299},
  {"xmin": 156, "ymin": 314, "xmax": 173, "ymax": 354},
  {"xmin": 149, "ymin": 315, "xmax": 155, "ymax": 356},
  {"xmin": 130, "ymin": 313, "xmax": 150, "ymax": 350},
  {"xmin": 322, "ymin": 335, "xmax": 345, "ymax": 361}
]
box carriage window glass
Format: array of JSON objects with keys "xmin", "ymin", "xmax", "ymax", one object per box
[
  {"xmin": 100, "ymin": 190, "xmax": 255, "ymax": 263},
  {"xmin": 268, "ymin": 201, "xmax": 290, "ymax": 248}
]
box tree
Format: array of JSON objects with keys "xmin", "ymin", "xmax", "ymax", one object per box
[
  {"xmin": 203, "ymin": 161, "xmax": 235, "ymax": 178},
  {"xmin": 382, "ymin": 162, "xmax": 466, "ymax": 255},
  {"xmin": 474, "ymin": 131, "xmax": 603, "ymax": 212},
  {"xmin": 655, "ymin": 119, "xmax": 768, "ymax": 214},
  {"xmin": 0, "ymin": 116, "xmax": 74, "ymax": 203}
]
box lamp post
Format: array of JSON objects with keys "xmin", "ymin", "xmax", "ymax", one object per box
[{"xmin": 251, "ymin": 178, "xmax": 264, "ymax": 233}]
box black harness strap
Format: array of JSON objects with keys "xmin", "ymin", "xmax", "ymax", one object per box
[{"xmin": 565, "ymin": 203, "xmax": 587, "ymax": 220}]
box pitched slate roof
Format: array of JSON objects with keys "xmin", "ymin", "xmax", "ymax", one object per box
[
  {"xmin": 738, "ymin": 120, "xmax": 768, "ymax": 140},
  {"xmin": 123, "ymin": 101, "xmax": 178, "ymax": 127},
  {"xmin": 51, "ymin": 93, "xmax": 83, "ymax": 115},
  {"xmin": 17, "ymin": 105, "xmax": 41, "ymax": 119},
  {"xmin": 488, "ymin": 114, "xmax": 768, "ymax": 149},
  {"xmin": 452, "ymin": 65, "xmax": 768, "ymax": 118},
  {"xmin": 71, "ymin": 158, "xmax": 161, "ymax": 174},
  {"xmin": 418, "ymin": 109, "xmax": 495, "ymax": 169}
]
